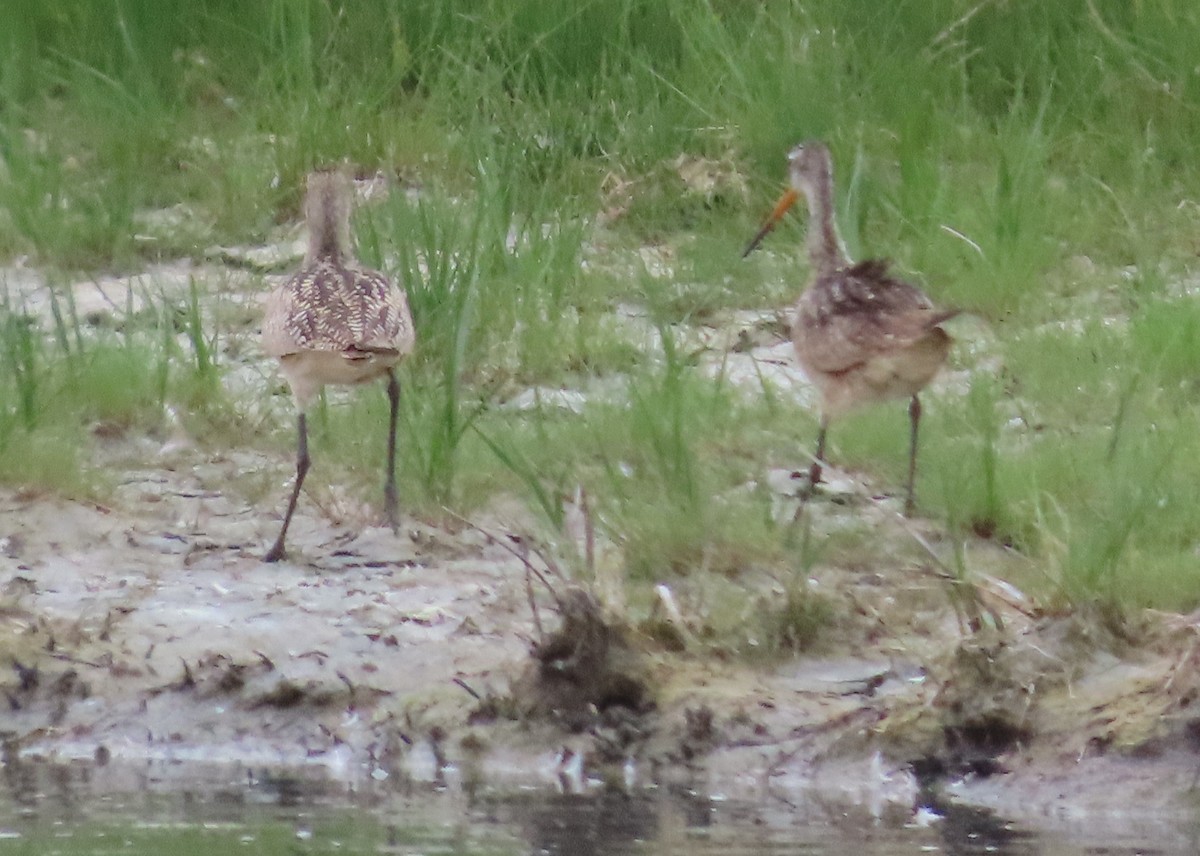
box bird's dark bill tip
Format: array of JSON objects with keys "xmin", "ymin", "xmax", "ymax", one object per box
[{"xmin": 741, "ymin": 224, "xmax": 774, "ymax": 258}]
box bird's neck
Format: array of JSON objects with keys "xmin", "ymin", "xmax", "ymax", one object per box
[
  {"xmin": 802, "ymin": 169, "xmax": 851, "ymax": 277},
  {"xmin": 304, "ymin": 185, "xmax": 352, "ymax": 266}
]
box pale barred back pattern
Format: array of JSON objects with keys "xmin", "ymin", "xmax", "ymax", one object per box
[{"xmin": 262, "ymin": 259, "xmax": 414, "ymax": 359}]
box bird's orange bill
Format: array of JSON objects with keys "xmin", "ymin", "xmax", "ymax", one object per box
[{"xmin": 741, "ymin": 187, "xmax": 800, "ymax": 258}]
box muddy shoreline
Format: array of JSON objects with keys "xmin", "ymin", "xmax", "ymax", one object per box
[{"xmin": 5, "ymin": 439, "xmax": 1200, "ymax": 833}]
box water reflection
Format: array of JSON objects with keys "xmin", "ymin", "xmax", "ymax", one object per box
[
  {"xmin": 925, "ymin": 800, "xmax": 1037, "ymax": 856},
  {"xmin": 0, "ymin": 759, "xmax": 1194, "ymax": 855},
  {"xmin": 496, "ymin": 791, "xmax": 662, "ymax": 856}
]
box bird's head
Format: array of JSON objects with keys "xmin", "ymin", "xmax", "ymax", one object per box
[{"xmin": 741, "ymin": 140, "xmax": 832, "ymax": 258}]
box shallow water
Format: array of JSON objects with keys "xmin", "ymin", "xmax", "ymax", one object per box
[{"xmin": 1, "ymin": 763, "xmax": 1198, "ymax": 856}]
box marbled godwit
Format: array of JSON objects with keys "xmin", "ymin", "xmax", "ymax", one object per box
[
  {"xmin": 743, "ymin": 142, "xmax": 956, "ymax": 515},
  {"xmin": 261, "ymin": 169, "xmax": 415, "ymax": 561}
]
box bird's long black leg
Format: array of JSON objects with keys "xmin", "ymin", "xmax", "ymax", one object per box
[
  {"xmin": 905, "ymin": 394, "xmax": 921, "ymax": 517},
  {"xmin": 793, "ymin": 415, "xmax": 829, "ymax": 522},
  {"xmin": 265, "ymin": 412, "xmax": 310, "ymax": 563},
  {"xmin": 810, "ymin": 417, "xmax": 828, "ymax": 493},
  {"xmin": 383, "ymin": 369, "xmax": 400, "ymax": 532}
]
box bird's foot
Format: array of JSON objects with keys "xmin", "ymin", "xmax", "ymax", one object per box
[
  {"xmin": 263, "ymin": 541, "xmax": 286, "ymax": 563},
  {"xmin": 787, "ymin": 476, "xmax": 821, "ymax": 528},
  {"xmin": 383, "ymin": 487, "xmax": 400, "ymax": 534},
  {"xmin": 792, "ymin": 468, "xmax": 821, "ymax": 502}
]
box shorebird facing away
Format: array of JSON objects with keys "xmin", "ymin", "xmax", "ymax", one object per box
[
  {"xmin": 742, "ymin": 142, "xmax": 957, "ymax": 516},
  {"xmin": 261, "ymin": 168, "xmax": 415, "ymax": 562}
]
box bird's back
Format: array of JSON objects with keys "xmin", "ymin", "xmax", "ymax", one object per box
[
  {"xmin": 793, "ymin": 259, "xmax": 955, "ymax": 413},
  {"xmin": 263, "ymin": 258, "xmax": 413, "ymax": 360}
]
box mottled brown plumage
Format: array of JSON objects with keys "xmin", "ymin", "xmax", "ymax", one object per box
[
  {"xmin": 743, "ymin": 142, "xmax": 955, "ymax": 515},
  {"xmin": 261, "ymin": 169, "xmax": 415, "ymax": 562}
]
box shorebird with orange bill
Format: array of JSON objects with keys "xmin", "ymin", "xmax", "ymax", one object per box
[
  {"xmin": 261, "ymin": 168, "xmax": 415, "ymax": 562},
  {"xmin": 743, "ymin": 142, "xmax": 956, "ymax": 516}
]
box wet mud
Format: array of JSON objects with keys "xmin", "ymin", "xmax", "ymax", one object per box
[{"xmin": 5, "ymin": 449, "xmax": 1200, "ymax": 832}]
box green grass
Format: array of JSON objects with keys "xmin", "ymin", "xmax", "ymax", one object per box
[
  {"xmin": 0, "ymin": 283, "xmax": 225, "ymax": 494},
  {"xmin": 5, "ymin": 0, "xmax": 1200, "ymax": 638}
]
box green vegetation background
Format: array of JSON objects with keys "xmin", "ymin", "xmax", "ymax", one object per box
[{"xmin": 3, "ymin": 0, "xmax": 1200, "ymax": 631}]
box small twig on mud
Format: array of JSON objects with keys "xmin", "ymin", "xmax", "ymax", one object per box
[
  {"xmin": 46, "ymin": 652, "xmax": 105, "ymax": 669},
  {"xmin": 764, "ymin": 707, "xmax": 883, "ymax": 779},
  {"xmin": 896, "ymin": 515, "xmax": 1000, "ymax": 634},
  {"xmin": 521, "ymin": 537, "xmax": 544, "ymax": 639},
  {"xmin": 1165, "ymin": 636, "xmax": 1200, "ymax": 693},
  {"xmin": 523, "ymin": 539, "xmax": 566, "ymax": 588},
  {"xmin": 440, "ymin": 506, "xmax": 567, "ymax": 636},
  {"xmin": 895, "ymin": 515, "xmax": 954, "ymax": 577},
  {"xmin": 177, "ymin": 658, "xmax": 195, "ymax": 690},
  {"xmin": 336, "ymin": 670, "xmax": 355, "ymax": 701},
  {"xmin": 452, "ymin": 677, "xmax": 481, "ymax": 700},
  {"xmin": 440, "ymin": 506, "xmax": 560, "ymax": 588},
  {"xmin": 580, "ymin": 486, "xmax": 595, "ymax": 575}
]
